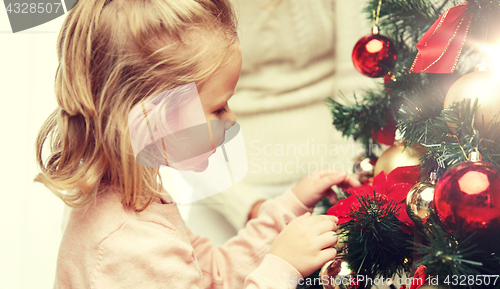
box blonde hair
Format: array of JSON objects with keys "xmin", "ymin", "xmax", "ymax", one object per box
[{"xmin": 34, "ymin": 0, "xmax": 237, "ymax": 211}]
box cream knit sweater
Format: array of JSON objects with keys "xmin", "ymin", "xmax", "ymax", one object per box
[{"xmin": 201, "ymin": 0, "xmax": 377, "ymax": 230}]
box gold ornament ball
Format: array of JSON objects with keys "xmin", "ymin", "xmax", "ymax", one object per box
[
  {"xmin": 374, "ymin": 143, "xmax": 425, "ymax": 176},
  {"xmin": 319, "ymin": 258, "xmax": 352, "ymax": 289},
  {"xmin": 352, "ymin": 155, "xmax": 377, "ymax": 183},
  {"xmin": 406, "ymin": 181, "xmax": 435, "ymax": 223},
  {"xmin": 319, "ymin": 259, "xmax": 342, "ymax": 289},
  {"xmin": 444, "ymin": 70, "xmax": 500, "ymax": 128}
]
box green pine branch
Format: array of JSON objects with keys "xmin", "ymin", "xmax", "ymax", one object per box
[
  {"xmin": 414, "ymin": 98, "xmax": 500, "ymax": 172},
  {"xmin": 415, "ymin": 209, "xmax": 500, "ymax": 289},
  {"xmin": 339, "ymin": 192, "xmax": 413, "ymax": 289},
  {"xmin": 327, "ymin": 90, "xmax": 392, "ymax": 145}
]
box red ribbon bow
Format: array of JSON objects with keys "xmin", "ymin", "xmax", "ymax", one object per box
[
  {"xmin": 410, "ymin": 2, "xmax": 472, "ymax": 73},
  {"xmin": 327, "ymin": 165, "xmax": 421, "ymax": 234}
]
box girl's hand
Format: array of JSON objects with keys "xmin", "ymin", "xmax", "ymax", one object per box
[
  {"xmin": 292, "ymin": 169, "xmax": 361, "ymax": 208},
  {"xmin": 269, "ymin": 212, "xmax": 339, "ymax": 278}
]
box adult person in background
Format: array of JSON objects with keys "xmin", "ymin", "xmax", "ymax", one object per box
[{"xmin": 198, "ymin": 0, "xmax": 375, "ymax": 230}]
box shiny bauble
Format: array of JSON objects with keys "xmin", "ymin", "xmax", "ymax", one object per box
[
  {"xmin": 319, "ymin": 258, "xmax": 350, "ymax": 289},
  {"xmin": 352, "ymin": 33, "xmax": 397, "ymax": 78},
  {"xmin": 371, "ymin": 117, "xmax": 397, "ymax": 146},
  {"xmin": 374, "ymin": 143, "xmax": 425, "ymax": 176},
  {"xmin": 444, "ymin": 69, "xmax": 500, "ymax": 129},
  {"xmin": 406, "ymin": 181, "xmax": 435, "ymax": 224},
  {"xmin": 434, "ymin": 161, "xmax": 500, "ymax": 235},
  {"xmin": 352, "ymin": 156, "xmax": 377, "ymax": 184},
  {"xmin": 319, "ymin": 259, "xmax": 341, "ymax": 289}
]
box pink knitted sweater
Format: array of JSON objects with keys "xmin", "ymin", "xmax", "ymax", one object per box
[{"xmin": 53, "ymin": 186, "xmax": 313, "ymax": 288}]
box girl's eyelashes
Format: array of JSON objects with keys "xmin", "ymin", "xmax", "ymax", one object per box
[{"xmin": 214, "ymin": 106, "xmax": 227, "ymax": 116}]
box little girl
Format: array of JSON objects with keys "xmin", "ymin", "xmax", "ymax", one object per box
[{"xmin": 34, "ymin": 0, "xmax": 360, "ymax": 288}]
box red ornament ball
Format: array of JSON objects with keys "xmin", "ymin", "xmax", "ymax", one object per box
[
  {"xmin": 352, "ymin": 33, "xmax": 397, "ymax": 78},
  {"xmin": 434, "ymin": 161, "xmax": 500, "ymax": 235},
  {"xmin": 371, "ymin": 117, "xmax": 397, "ymax": 146}
]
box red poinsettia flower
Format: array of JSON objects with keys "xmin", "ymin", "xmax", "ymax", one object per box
[
  {"xmin": 411, "ymin": 265, "xmax": 426, "ymax": 289},
  {"xmin": 400, "ymin": 265, "xmax": 426, "ymax": 289},
  {"xmin": 327, "ymin": 165, "xmax": 420, "ymax": 234}
]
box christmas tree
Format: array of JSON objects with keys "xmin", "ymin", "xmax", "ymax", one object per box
[{"xmin": 298, "ymin": 1, "xmax": 500, "ymax": 288}]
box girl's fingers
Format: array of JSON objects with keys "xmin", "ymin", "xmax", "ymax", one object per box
[
  {"xmin": 323, "ymin": 187, "xmax": 337, "ymax": 201},
  {"xmin": 312, "ymin": 218, "xmax": 338, "ymax": 235},
  {"xmin": 316, "ymin": 231, "xmax": 339, "ymax": 250},
  {"xmin": 323, "ymin": 188, "xmax": 337, "ymax": 204},
  {"xmin": 338, "ymin": 174, "xmax": 362, "ymax": 188},
  {"xmin": 318, "ymin": 247, "xmax": 338, "ymax": 265},
  {"xmin": 319, "ymin": 171, "xmax": 347, "ymax": 189},
  {"xmin": 301, "ymin": 215, "xmax": 337, "ymax": 228}
]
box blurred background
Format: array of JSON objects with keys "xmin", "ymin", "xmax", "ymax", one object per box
[{"xmin": 0, "ymin": 1, "xmax": 375, "ymax": 288}]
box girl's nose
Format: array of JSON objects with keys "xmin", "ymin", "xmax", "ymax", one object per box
[{"xmin": 225, "ymin": 109, "xmax": 236, "ymax": 123}]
